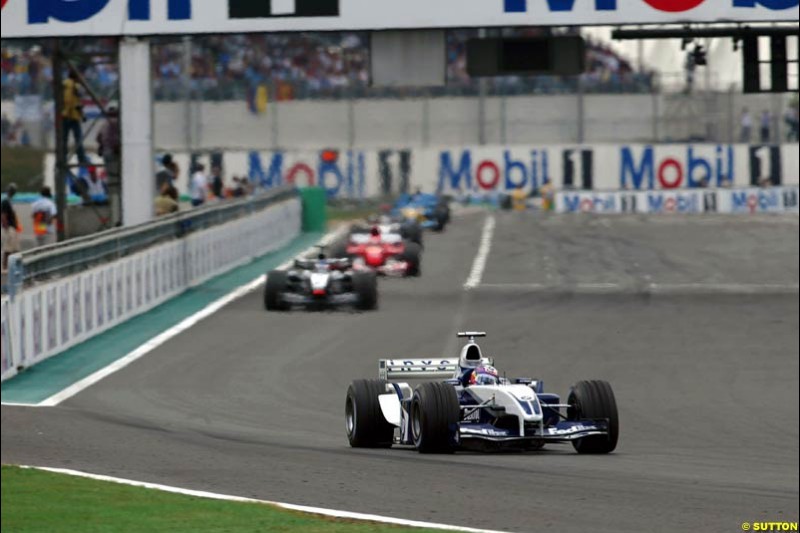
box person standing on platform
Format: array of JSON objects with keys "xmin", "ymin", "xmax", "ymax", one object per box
[{"xmin": 31, "ymin": 186, "xmax": 58, "ymax": 247}]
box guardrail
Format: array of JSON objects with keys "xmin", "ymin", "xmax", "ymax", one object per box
[
  {"xmin": 2, "ymin": 187, "xmax": 302, "ymax": 382},
  {"xmin": 6, "ymin": 187, "xmax": 296, "ymax": 296}
]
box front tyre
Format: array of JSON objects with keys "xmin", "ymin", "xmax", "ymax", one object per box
[
  {"xmin": 567, "ymin": 380, "xmax": 619, "ymax": 454},
  {"xmin": 410, "ymin": 382, "xmax": 459, "ymax": 453},
  {"xmin": 264, "ymin": 270, "xmax": 289, "ymax": 311},
  {"xmin": 401, "ymin": 242, "xmax": 422, "ymax": 277},
  {"xmin": 346, "ymin": 379, "xmax": 394, "ymax": 448},
  {"xmin": 353, "ymin": 271, "xmax": 378, "ymax": 310}
]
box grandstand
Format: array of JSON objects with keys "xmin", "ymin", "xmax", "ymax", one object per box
[{"xmin": 2, "ymin": 29, "xmax": 653, "ymax": 104}]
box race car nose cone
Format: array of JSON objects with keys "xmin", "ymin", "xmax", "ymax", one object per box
[{"xmin": 365, "ymin": 247, "xmax": 384, "ymax": 266}]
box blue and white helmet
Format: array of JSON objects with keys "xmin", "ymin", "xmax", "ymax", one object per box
[{"xmin": 469, "ymin": 365, "xmax": 499, "ymax": 386}]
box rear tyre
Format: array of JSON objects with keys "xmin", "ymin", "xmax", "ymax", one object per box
[
  {"xmin": 346, "ymin": 379, "xmax": 394, "ymax": 448},
  {"xmin": 353, "ymin": 271, "xmax": 378, "ymax": 310},
  {"xmin": 401, "ymin": 223, "xmax": 423, "ymax": 247},
  {"xmin": 433, "ymin": 208, "xmax": 448, "ymax": 232},
  {"xmin": 410, "ymin": 382, "xmax": 460, "ymax": 453},
  {"xmin": 401, "ymin": 242, "xmax": 422, "ymax": 277},
  {"xmin": 264, "ymin": 270, "xmax": 289, "ymax": 311},
  {"xmin": 567, "ymin": 380, "xmax": 619, "ymax": 454}
]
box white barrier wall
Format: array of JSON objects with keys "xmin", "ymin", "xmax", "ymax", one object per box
[
  {"xmin": 44, "ymin": 143, "xmax": 799, "ymax": 199},
  {"xmin": 1, "ymin": 198, "xmax": 301, "ymax": 382}
]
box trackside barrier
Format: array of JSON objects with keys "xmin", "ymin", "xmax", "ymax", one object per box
[
  {"xmin": 1, "ymin": 190, "xmax": 301, "ymax": 382},
  {"xmin": 554, "ymin": 186, "xmax": 800, "ymax": 214}
]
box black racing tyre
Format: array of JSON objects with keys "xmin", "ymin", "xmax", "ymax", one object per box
[
  {"xmin": 433, "ymin": 208, "xmax": 448, "ymax": 231},
  {"xmin": 567, "ymin": 380, "xmax": 619, "ymax": 454},
  {"xmin": 353, "ymin": 271, "xmax": 378, "ymax": 310},
  {"xmin": 264, "ymin": 270, "xmax": 289, "ymax": 311},
  {"xmin": 346, "ymin": 379, "xmax": 394, "ymax": 448},
  {"xmin": 410, "ymin": 382, "xmax": 460, "ymax": 453},
  {"xmin": 401, "ymin": 222, "xmax": 423, "ymax": 247},
  {"xmin": 401, "ymin": 242, "xmax": 422, "ymax": 277},
  {"xmin": 436, "ymin": 198, "xmax": 451, "ymax": 223}
]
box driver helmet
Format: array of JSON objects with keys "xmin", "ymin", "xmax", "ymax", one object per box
[{"xmin": 469, "ymin": 365, "xmax": 499, "ymax": 386}]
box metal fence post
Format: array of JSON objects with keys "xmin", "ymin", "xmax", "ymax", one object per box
[
  {"xmin": 182, "ymin": 36, "xmax": 192, "ymax": 152},
  {"xmin": 347, "ymin": 96, "xmax": 356, "ymax": 149},
  {"xmin": 7, "ymin": 254, "xmax": 24, "ymax": 300},
  {"xmin": 651, "ymin": 89, "xmax": 659, "ymax": 142},
  {"xmin": 500, "ymin": 94, "xmax": 507, "ymax": 145},
  {"xmin": 421, "ymin": 95, "xmax": 430, "ymax": 148},
  {"xmin": 577, "ymin": 77, "xmax": 585, "ymax": 144},
  {"xmin": 271, "ymin": 95, "xmax": 280, "ymax": 149}
]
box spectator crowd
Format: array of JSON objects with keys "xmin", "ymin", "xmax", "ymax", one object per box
[{"xmin": 3, "ymin": 30, "xmax": 653, "ymax": 104}]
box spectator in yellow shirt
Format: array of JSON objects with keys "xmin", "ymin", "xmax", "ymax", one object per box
[{"xmin": 63, "ymin": 70, "xmax": 88, "ymax": 163}]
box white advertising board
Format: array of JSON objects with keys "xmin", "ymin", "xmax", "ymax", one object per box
[{"xmin": 1, "ymin": 0, "xmax": 797, "ymax": 38}]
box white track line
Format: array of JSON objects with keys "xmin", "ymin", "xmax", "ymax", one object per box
[
  {"xmin": 464, "ymin": 215, "xmax": 496, "ymax": 290},
  {"xmin": 21, "ymin": 466, "xmax": 509, "ymax": 533},
  {"xmin": 477, "ymin": 282, "xmax": 800, "ymax": 294},
  {"xmin": 27, "ymin": 227, "xmax": 348, "ymax": 408}
]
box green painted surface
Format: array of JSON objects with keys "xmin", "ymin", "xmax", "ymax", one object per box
[
  {"xmin": 300, "ymin": 187, "xmax": 328, "ymax": 232},
  {"xmin": 1, "ymin": 232, "xmax": 323, "ymax": 405}
]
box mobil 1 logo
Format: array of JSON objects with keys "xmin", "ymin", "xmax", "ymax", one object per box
[
  {"xmin": 229, "ymin": 0, "xmax": 339, "ymax": 17},
  {"xmin": 703, "ymin": 190, "xmax": 718, "ymax": 213},
  {"xmin": 783, "ymin": 187, "xmax": 798, "ymax": 211},
  {"xmin": 749, "ymin": 145, "xmax": 782, "ymax": 186},
  {"xmin": 619, "ymin": 192, "xmax": 637, "ymax": 213},
  {"xmin": 562, "ymin": 148, "xmax": 593, "ymax": 190}
]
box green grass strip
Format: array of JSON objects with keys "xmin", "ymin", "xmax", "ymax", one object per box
[{"xmin": 1, "ymin": 466, "xmax": 454, "ymax": 533}]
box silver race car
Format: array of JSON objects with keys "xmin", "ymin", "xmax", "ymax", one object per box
[
  {"xmin": 345, "ymin": 332, "xmax": 619, "ymax": 453},
  {"xmin": 264, "ymin": 248, "xmax": 378, "ymax": 311}
]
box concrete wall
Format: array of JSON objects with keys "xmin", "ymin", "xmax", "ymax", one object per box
[
  {"xmin": 149, "ymin": 91, "xmax": 793, "ymax": 152},
  {"xmin": 3, "ymin": 91, "xmax": 793, "ymax": 151}
]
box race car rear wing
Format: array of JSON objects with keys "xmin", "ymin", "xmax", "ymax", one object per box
[{"xmin": 379, "ymin": 359, "xmax": 460, "ymax": 381}]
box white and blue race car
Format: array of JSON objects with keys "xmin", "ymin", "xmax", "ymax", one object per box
[{"xmin": 345, "ymin": 332, "xmax": 619, "ymax": 453}]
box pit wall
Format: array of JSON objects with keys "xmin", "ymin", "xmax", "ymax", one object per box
[{"xmin": 1, "ymin": 197, "xmax": 301, "ymax": 383}]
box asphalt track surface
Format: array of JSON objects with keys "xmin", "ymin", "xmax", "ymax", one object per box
[{"xmin": 3, "ymin": 212, "xmax": 799, "ymax": 533}]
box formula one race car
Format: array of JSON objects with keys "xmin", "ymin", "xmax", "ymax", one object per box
[
  {"xmin": 264, "ymin": 248, "xmax": 377, "ymax": 311},
  {"xmin": 352, "ymin": 214, "xmax": 423, "ymax": 247},
  {"xmin": 345, "ymin": 332, "xmax": 619, "ymax": 453},
  {"xmin": 393, "ymin": 193, "xmax": 450, "ymax": 232},
  {"xmin": 345, "ymin": 224, "xmax": 422, "ymax": 277}
]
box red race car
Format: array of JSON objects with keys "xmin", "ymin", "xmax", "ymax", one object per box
[{"xmin": 346, "ymin": 226, "xmax": 422, "ymax": 277}]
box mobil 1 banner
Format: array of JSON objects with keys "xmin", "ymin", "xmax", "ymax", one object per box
[
  {"xmin": 5, "ymin": 0, "xmax": 796, "ymax": 38},
  {"xmin": 562, "ymin": 148, "xmax": 593, "ymax": 190},
  {"xmin": 749, "ymin": 145, "xmax": 782, "ymax": 186},
  {"xmin": 716, "ymin": 186, "xmax": 799, "ymax": 214},
  {"xmin": 555, "ymin": 191, "xmax": 621, "ymax": 214},
  {"xmin": 633, "ymin": 190, "xmax": 704, "ymax": 214}
]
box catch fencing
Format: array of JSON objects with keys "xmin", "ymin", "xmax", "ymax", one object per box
[{"xmin": 1, "ymin": 188, "xmax": 301, "ymax": 382}]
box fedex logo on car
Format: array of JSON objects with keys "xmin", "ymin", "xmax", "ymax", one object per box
[
  {"xmin": 438, "ymin": 149, "xmax": 550, "ymax": 192},
  {"xmin": 503, "ymin": 0, "xmax": 797, "ymax": 13},
  {"xmin": 26, "ymin": 0, "xmax": 191, "ymax": 24},
  {"xmin": 248, "ymin": 150, "xmax": 366, "ymax": 198},
  {"xmin": 620, "ymin": 145, "xmax": 734, "ymax": 190}
]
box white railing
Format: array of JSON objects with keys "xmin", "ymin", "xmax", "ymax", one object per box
[{"xmin": 1, "ymin": 194, "xmax": 301, "ymax": 382}]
